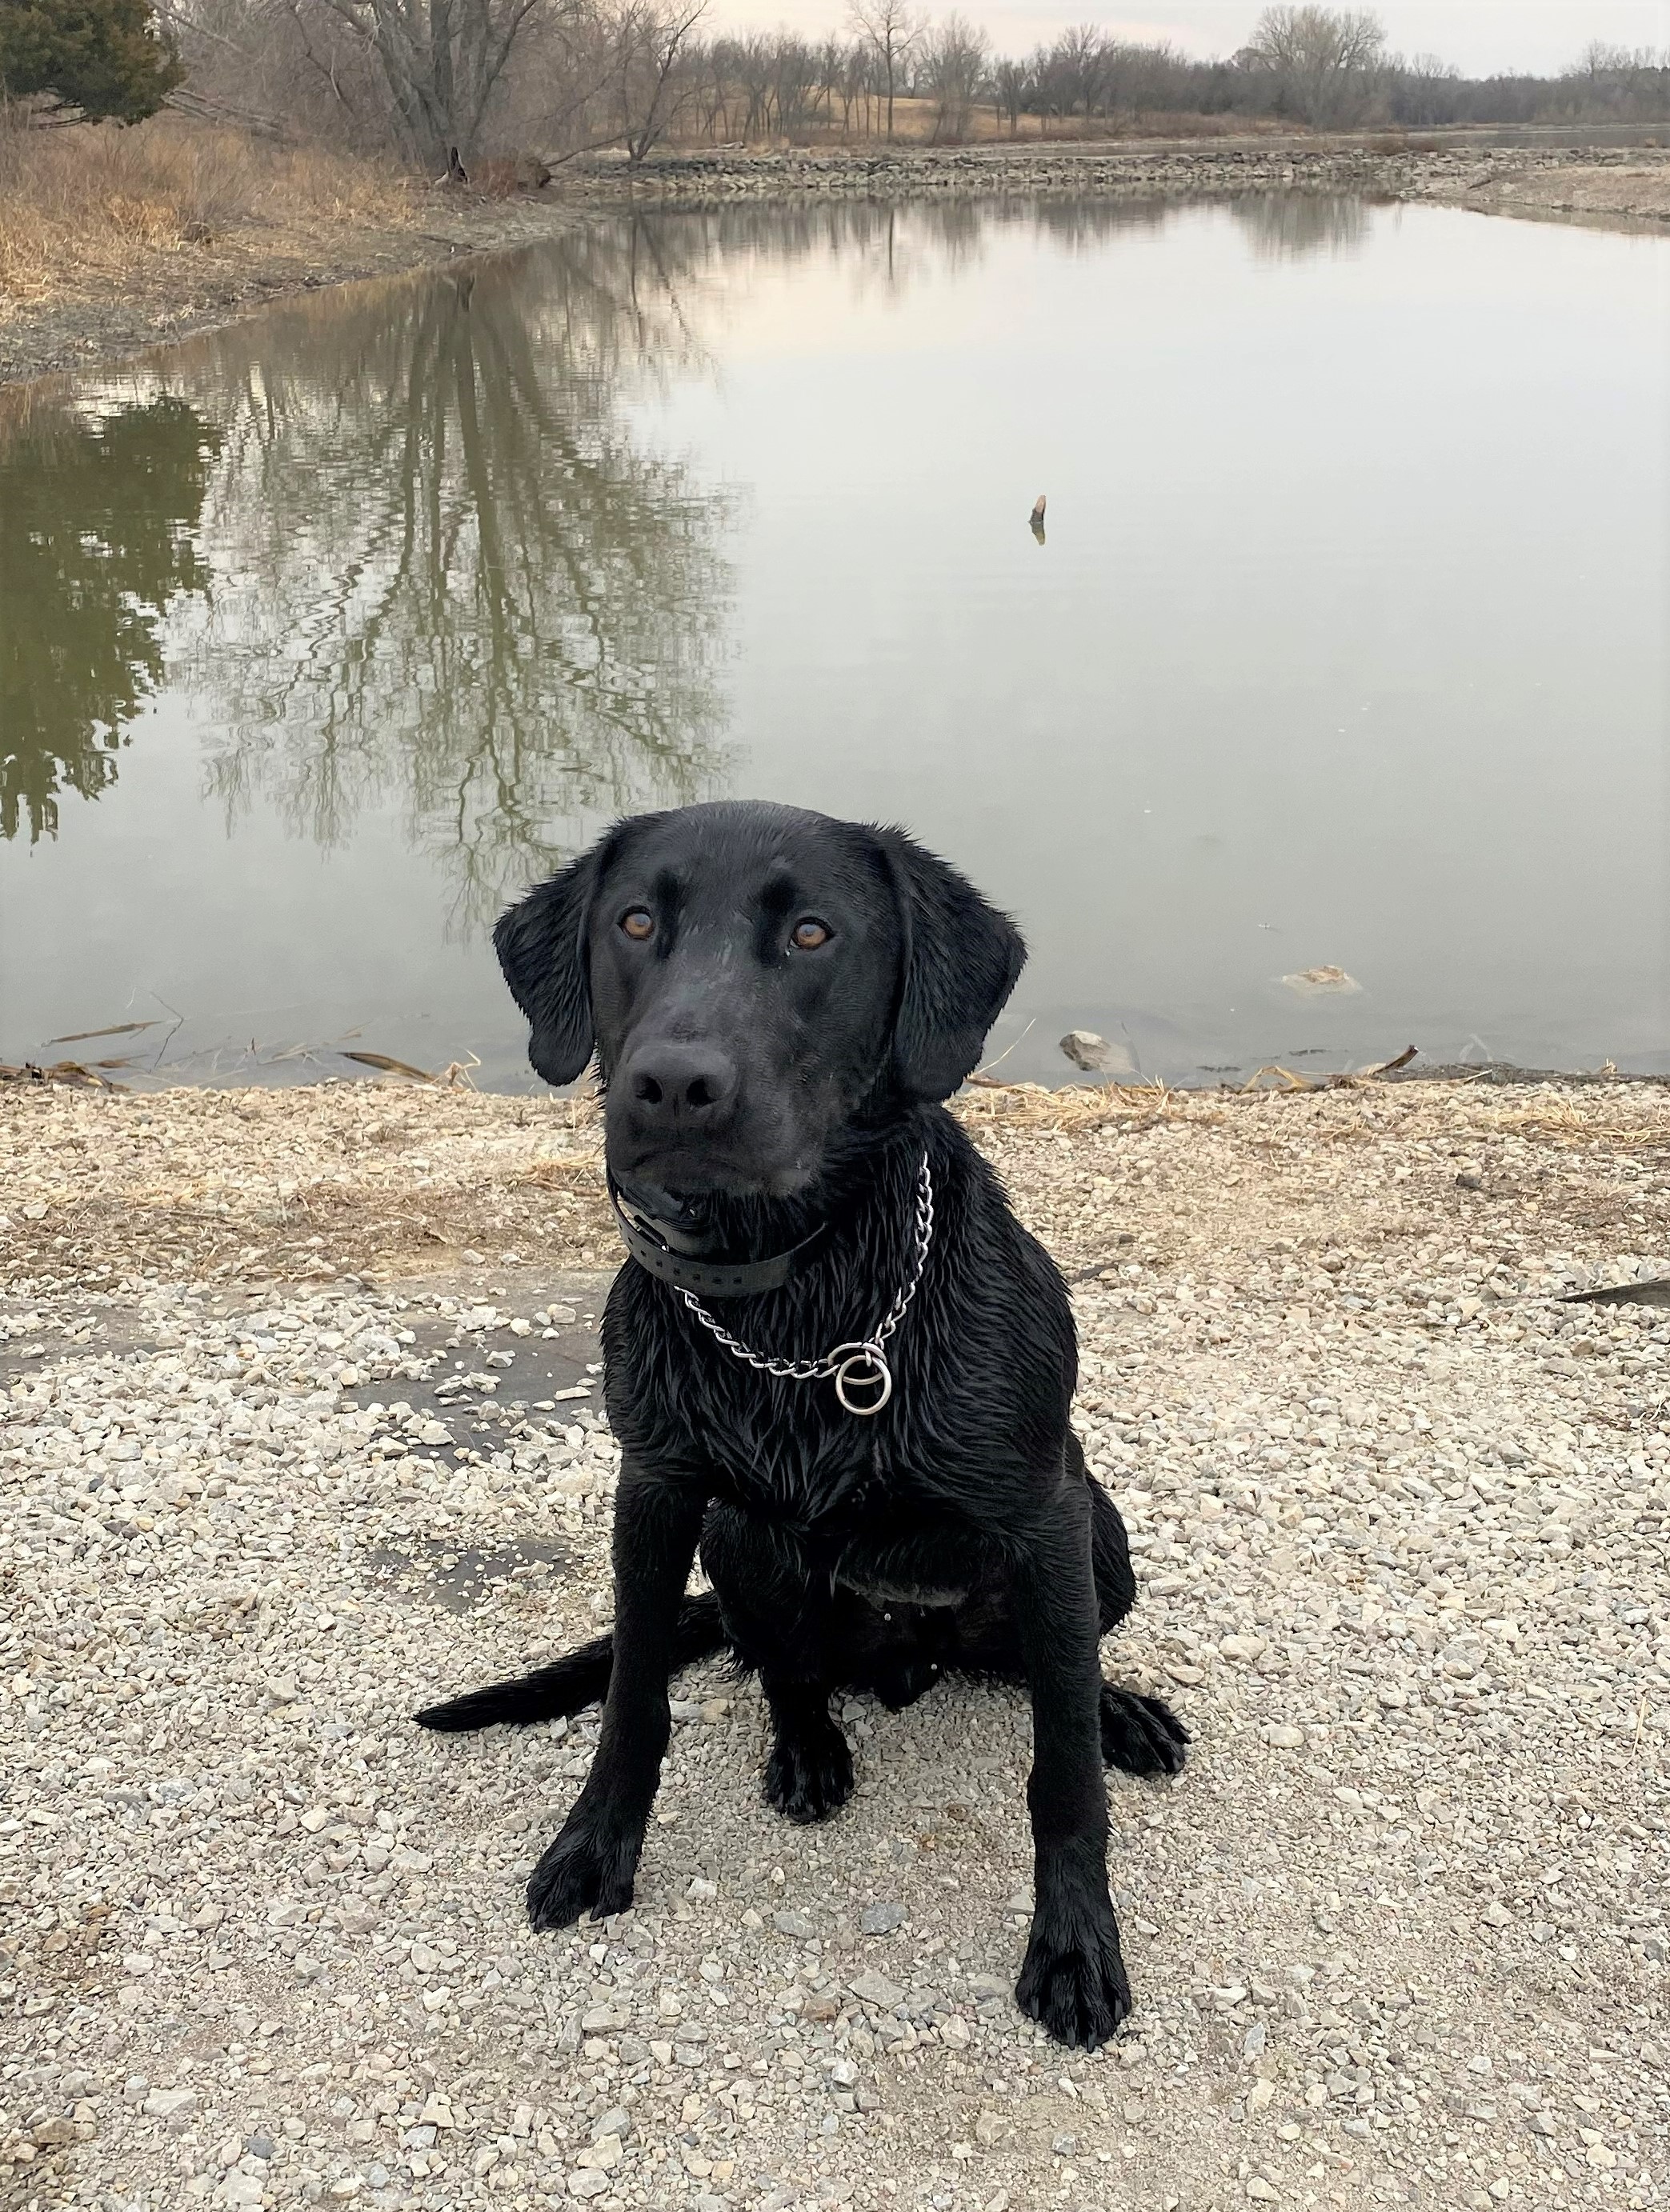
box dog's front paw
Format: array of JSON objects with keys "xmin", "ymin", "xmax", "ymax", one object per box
[
  {"xmin": 764, "ymin": 1714, "xmax": 855, "ymax": 1824},
  {"xmin": 1016, "ymin": 1898, "xmax": 1131, "ymax": 2049},
  {"xmin": 1099, "ymin": 1684, "xmax": 1190, "ymax": 1776},
  {"xmin": 527, "ymin": 1809, "xmax": 643, "ymax": 1930}
]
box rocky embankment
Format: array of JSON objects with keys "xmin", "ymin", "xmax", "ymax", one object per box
[{"xmin": 565, "ymin": 139, "xmax": 1670, "ymax": 224}]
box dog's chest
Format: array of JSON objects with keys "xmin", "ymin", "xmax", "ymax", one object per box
[
  {"xmin": 704, "ymin": 1406, "xmax": 891, "ymax": 1526},
  {"xmin": 664, "ymin": 1363, "xmax": 962, "ymax": 1541},
  {"xmin": 829, "ymin": 1511, "xmax": 991, "ymax": 1606},
  {"xmin": 609, "ymin": 1266, "xmax": 1027, "ymax": 1533}
]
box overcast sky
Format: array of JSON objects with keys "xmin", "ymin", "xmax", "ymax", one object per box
[{"xmin": 701, "ymin": 2, "xmax": 1670, "ymax": 78}]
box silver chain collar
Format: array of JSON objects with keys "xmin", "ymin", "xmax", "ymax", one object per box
[{"xmin": 677, "ymin": 1153, "xmax": 934, "ymax": 1417}]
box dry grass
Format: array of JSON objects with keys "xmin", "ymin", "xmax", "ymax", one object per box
[
  {"xmin": 6, "ymin": 1071, "xmax": 1667, "ymax": 1295},
  {"xmin": 957, "ymin": 1078, "xmax": 1211, "ymax": 1134},
  {"xmin": 1455, "ymin": 1097, "xmax": 1670, "ymax": 1150},
  {"xmin": 0, "ymin": 114, "xmax": 410, "ymax": 312},
  {"xmin": 952, "ymin": 1065, "xmax": 1417, "ymax": 1134},
  {"xmin": 468, "ymin": 151, "xmax": 554, "ymax": 197},
  {"xmin": 727, "ymin": 101, "xmax": 1301, "ymax": 150},
  {"xmin": 956, "ymin": 1072, "xmax": 1670, "ymax": 1157}
]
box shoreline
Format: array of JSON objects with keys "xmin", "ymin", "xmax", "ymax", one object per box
[
  {"xmin": 6, "ymin": 1058, "xmax": 1670, "ymax": 1115},
  {"xmin": 561, "ymin": 134, "xmax": 1670, "ymax": 220},
  {"xmin": 2, "ymin": 137, "xmax": 1667, "ymax": 391},
  {"xmin": 4, "ymin": 1064, "xmax": 1668, "ymax": 1298},
  {"xmin": 0, "ymin": 196, "xmax": 585, "ymax": 394}
]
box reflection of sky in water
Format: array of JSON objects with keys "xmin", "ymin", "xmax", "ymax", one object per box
[{"xmin": 1, "ymin": 195, "xmax": 1665, "ymax": 1087}]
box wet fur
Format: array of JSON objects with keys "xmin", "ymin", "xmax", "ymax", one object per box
[{"xmin": 418, "ymin": 802, "xmax": 1187, "ymax": 2049}]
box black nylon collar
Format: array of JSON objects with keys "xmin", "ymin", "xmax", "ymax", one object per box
[{"xmin": 607, "ymin": 1175, "xmax": 828, "ymax": 1298}]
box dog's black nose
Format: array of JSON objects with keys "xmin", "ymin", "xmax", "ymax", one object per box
[{"xmin": 623, "ymin": 1042, "xmax": 739, "ymax": 1123}]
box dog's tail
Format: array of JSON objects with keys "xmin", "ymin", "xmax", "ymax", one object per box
[{"xmin": 414, "ymin": 1593, "xmax": 726, "ymax": 1733}]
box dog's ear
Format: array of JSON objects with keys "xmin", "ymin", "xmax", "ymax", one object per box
[
  {"xmin": 494, "ymin": 845, "xmax": 607, "ymax": 1087},
  {"xmin": 879, "ymin": 828, "xmax": 1026, "ymax": 1102}
]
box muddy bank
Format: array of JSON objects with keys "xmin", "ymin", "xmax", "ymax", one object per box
[{"xmin": 0, "ymin": 196, "xmax": 582, "ymax": 392}]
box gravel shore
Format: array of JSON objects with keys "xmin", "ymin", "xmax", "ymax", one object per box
[{"xmin": 2, "ymin": 1077, "xmax": 1667, "ymax": 2212}]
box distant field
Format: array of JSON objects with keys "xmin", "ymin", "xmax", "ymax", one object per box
[{"xmin": 684, "ymin": 95, "xmax": 1302, "ymax": 146}]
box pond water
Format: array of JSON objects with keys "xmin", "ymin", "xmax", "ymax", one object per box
[{"xmin": 2, "ymin": 194, "xmax": 1667, "ymax": 1090}]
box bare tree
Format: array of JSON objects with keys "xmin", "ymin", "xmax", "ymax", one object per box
[
  {"xmin": 1563, "ymin": 40, "xmax": 1670, "ymax": 120},
  {"xmin": 921, "ymin": 10, "xmax": 987, "ymax": 141},
  {"xmin": 847, "ymin": 0, "xmax": 917, "ymax": 138},
  {"xmin": 603, "ymin": 0, "xmax": 707, "ymax": 165},
  {"xmin": 1247, "ymin": 5, "xmax": 1386, "ymax": 126},
  {"xmin": 840, "ymin": 34, "xmax": 871, "ymax": 135},
  {"xmin": 1103, "ymin": 36, "xmax": 1186, "ymax": 121},
  {"xmin": 770, "ymin": 32, "xmax": 816, "ymax": 139},
  {"xmin": 1058, "ymin": 22, "xmax": 1108, "ymax": 118},
  {"xmin": 991, "ymin": 53, "xmax": 1027, "ymax": 134},
  {"xmin": 296, "ymin": 0, "xmax": 583, "ymax": 168},
  {"xmin": 1572, "ymin": 38, "xmax": 1638, "ymax": 78},
  {"xmin": 723, "ymin": 31, "xmax": 771, "ymax": 138},
  {"xmin": 812, "ymin": 33, "xmax": 844, "ymax": 133},
  {"xmin": 1385, "ymin": 48, "xmax": 1460, "ymax": 126},
  {"xmin": 1027, "ymin": 23, "xmax": 1110, "ymax": 131}
]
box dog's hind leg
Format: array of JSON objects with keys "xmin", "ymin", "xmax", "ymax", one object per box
[
  {"xmin": 761, "ymin": 1674, "xmax": 855, "ymax": 1823},
  {"xmin": 1081, "ymin": 1441, "xmax": 1190, "ymax": 1777},
  {"xmin": 1083, "ymin": 1438, "xmax": 1137, "ymax": 1634},
  {"xmin": 701, "ymin": 1507, "xmax": 854, "ymax": 1825}
]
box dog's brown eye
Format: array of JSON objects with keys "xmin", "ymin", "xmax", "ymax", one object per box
[
  {"xmin": 790, "ymin": 918, "xmax": 831, "ymax": 951},
  {"xmin": 620, "ymin": 909, "xmax": 655, "ymax": 942}
]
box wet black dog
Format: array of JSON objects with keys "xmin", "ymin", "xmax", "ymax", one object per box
[{"xmin": 418, "ymin": 801, "xmax": 1185, "ymax": 2047}]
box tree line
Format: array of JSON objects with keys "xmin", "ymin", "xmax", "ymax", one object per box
[{"xmin": 5, "ymin": 2, "xmax": 1668, "ymax": 177}]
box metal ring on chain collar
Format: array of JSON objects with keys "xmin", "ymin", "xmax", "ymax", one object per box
[
  {"xmin": 675, "ymin": 1151, "xmax": 933, "ymax": 1416},
  {"xmin": 830, "ymin": 1342, "xmax": 893, "ymax": 1416}
]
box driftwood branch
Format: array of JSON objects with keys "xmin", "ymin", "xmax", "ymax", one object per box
[{"xmin": 163, "ymin": 86, "xmax": 295, "ymax": 139}]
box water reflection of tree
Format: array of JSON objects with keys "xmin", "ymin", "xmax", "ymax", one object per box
[
  {"xmin": 176, "ymin": 224, "xmax": 735, "ymax": 931},
  {"xmin": 1230, "ymin": 192, "xmax": 1372, "ymax": 261},
  {"xmin": 0, "ymin": 397, "xmax": 217, "ymax": 842},
  {"xmin": 668, "ymin": 195, "xmax": 1172, "ymax": 294},
  {"xmin": 3, "ymin": 194, "xmax": 1376, "ymax": 889}
]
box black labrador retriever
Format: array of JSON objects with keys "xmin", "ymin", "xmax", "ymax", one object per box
[{"xmin": 419, "ymin": 800, "xmax": 1186, "ymax": 2048}]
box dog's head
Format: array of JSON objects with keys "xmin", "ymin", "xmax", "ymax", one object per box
[{"xmin": 495, "ymin": 801, "xmax": 1024, "ymax": 1201}]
